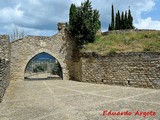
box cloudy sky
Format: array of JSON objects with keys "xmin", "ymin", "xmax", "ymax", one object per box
[{"xmin": 0, "ymin": 0, "xmax": 160, "ymax": 36}]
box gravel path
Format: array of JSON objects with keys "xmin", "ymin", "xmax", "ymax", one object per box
[{"xmin": 0, "ymin": 80, "xmax": 160, "ymax": 120}]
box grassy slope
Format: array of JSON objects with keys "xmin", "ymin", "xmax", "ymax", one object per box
[{"xmin": 81, "ymin": 30, "xmax": 160, "ymax": 55}]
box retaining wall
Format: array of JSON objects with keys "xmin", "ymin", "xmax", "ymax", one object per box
[{"xmin": 74, "ymin": 52, "xmax": 160, "ymax": 89}]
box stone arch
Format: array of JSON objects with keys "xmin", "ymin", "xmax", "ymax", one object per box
[
  {"xmin": 10, "ymin": 28, "xmax": 74, "ymax": 81},
  {"xmin": 24, "ymin": 51, "xmax": 63, "ymax": 79},
  {"xmin": 22, "ymin": 49, "xmax": 63, "ymax": 77}
]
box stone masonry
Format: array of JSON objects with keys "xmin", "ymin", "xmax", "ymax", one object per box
[
  {"xmin": 0, "ymin": 35, "xmax": 10, "ymax": 102},
  {"xmin": 0, "ymin": 35, "xmax": 10, "ymax": 60},
  {"xmin": 10, "ymin": 24, "xmax": 75, "ymax": 81},
  {"xmin": 74, "ymin": 52, "xmax": 160, "ymax": 89},
  {"xmin": 1, "ymin": 27, "xmax": 160, "ymax": 103},
  {"xmin": 0, "ymin": 59, "xmax": 10, "ymax": 102}
]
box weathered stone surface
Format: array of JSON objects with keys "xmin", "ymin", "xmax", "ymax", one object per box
[
  {"xmin": 0, "ymin": 35, "xmax": 10, "ymax": 103},
  {"xmin": 1, "ymin": 80, "xmax": 160, "ymax": 120},
  {"xmin": 0, "ymin": 25, "xmax": 76, "ymax": 102},
  {"xmin": 74, "ymin": 52, "xmax": 160, "ymax": 89},
  {"xmin": 1, "ymin": 28, "xmax": 160, "ymax": 104},
  {"xmin": 10, "ymin": 28, "xmax": 75, "ymax": 81},
  {"xmin": 0, "ymin": 35, "xmax": 10, "ymax": 60}
]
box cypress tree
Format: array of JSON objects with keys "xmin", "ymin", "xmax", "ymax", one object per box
[
  {"xmin": 115, "ymin": 13, "xmax": 118, "ymax": 30},
  {"xmin": 124, "ymin": 11, "xmax": 128, "ymax": 29},
  {"xmin": 92, "ymin": 10, "xmax": 101, "ymax": 36},
  {"xmin": 115, "ymin": 10, "xmax": 120, "ymax": 30},
  {"xmin": 81, "ymin": 0, "xmax": 100, "ymax": 43},
  {"xmin": 117, "ymin": 10, "xmax": 121, "ymax": 29},
  {"xmin": 69, "ymin": 4, "xmax": 77, "ymax": 36},
  {"xmin": 128, "ymin": 9, "xmax": 134, "ymax": 29},
  {"xmin": 120, "ymin": 11, "xmax": 125, "ymax": 29},
  {"xmin": 111, "ymin": 6, "xmax": 134, "ymax": 30},
  {"xmin": 111, "ymin": 4, "xmax": 114, "ymax": 30},
  {"xmin": 69, "ymin": 0, "xmax": 100, "ymax": 44},
  {"xmin": 108, "ymin": 24, "xmax": 111, "ymax": 31}
]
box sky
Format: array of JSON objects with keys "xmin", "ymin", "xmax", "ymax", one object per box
[
  {"xmin": 33, "ymin": 52, "xmax": 55, "ymax": 61},
  {"xmin": 0, "ymin": 0, "xmax": 160, "ymax": 37}
]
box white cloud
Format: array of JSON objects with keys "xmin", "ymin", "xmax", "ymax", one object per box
[
  {"xmin": 28, "ymin": 0, "xmax": 41, "ymax": 5},
  {"xmin": 85, "ymin": 0, "xmax": 156, "ymax": 31},
  {"xmin": 0, "ymin": 3, "xmax": 24, "ymax": 23},
  {"xmin": 0, "ymin": 0, "xmax": 159, "ymax": 36},
  {"xmin": 133, "ymin": 0, "xmax": 155, "ymax": 23},
  {"xmin": 4, "ymin": 24, "xmax": 57, "ymax": 39},
  {"xmin": 70, "ymin": 0, "xmax": 82, "ymax": 6},
  {"xmin": 135, "ymin": 17, "xmax": 160, "ymax": 30}
]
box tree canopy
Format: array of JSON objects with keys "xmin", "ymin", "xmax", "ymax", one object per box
[
  {"xmin": 69, "ymin": 0, "xmax": 101, "ymax": 45},
  {"xmin": 108, "ymin": 5, "xmax": 134, "ymax": 31}
]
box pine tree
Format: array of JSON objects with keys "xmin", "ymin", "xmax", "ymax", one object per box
[{"xmin": 111, "ymin": 4, "xmax": 115, "ymax": 30}]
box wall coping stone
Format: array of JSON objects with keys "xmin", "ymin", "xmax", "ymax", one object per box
[{"xmin": 81, "ymin": 52, "xmax": 160, "ymax": 59}]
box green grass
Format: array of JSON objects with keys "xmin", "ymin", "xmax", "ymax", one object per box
[{"xmin": 81, "ymin": 30, "xmax": 160, "ymax": 55}]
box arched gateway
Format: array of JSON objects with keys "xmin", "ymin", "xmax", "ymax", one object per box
[{"xmin": 10, "ymin": 23, "xmax": 74, "ymax": 81}]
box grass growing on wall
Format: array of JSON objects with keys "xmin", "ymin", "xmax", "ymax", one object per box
[{"xmin": 81, "ymin": 30, "xmax": 160, "ymax": 55}]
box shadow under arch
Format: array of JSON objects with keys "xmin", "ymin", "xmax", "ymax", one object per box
[{"xmin": 24, "ymin": 51, "xmax": 63, "ymax": 80}]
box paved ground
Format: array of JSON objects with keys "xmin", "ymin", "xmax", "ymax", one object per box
[
  {"xmin": 24, "ymin": 73, "xmax": 61, "ymax": 80},
  {"xmin": 0, "ymin": 80, "xmax": 160, "ymax": 120}
]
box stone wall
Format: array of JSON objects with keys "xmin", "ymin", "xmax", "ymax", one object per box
[
  {"xmin": 75, "ymin": 52, "xmax": 160, "ymax": 89},
  {"xmin": 0, "ymin": 35, "xmax": 10, "ymax": 60},
  {"xmin": 1, "ymin": 27, "xmax": 160, "ymax": 98},
  {"xmin": 0, "ymin": 59, "xmax": 10, "ymax": 102},
  {"xmin": 10, "ymin": 28, "xmax": 75, "ymax": 81},
  {"xmin": 0, "ymin": 35, "xmax": 10, "ymax": 102}
]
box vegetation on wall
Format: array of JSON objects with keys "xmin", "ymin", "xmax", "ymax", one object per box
[
  {"xmin": 81, "ymin": 30, "xmax": 160, "ymax": 55},
  {"xmin": 69, "ymin": 0, "xmax": 101, "ymax": 45},
  {"xmin": 68, "ymin": 2, "xmax": 159, "ymax": 56}
]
